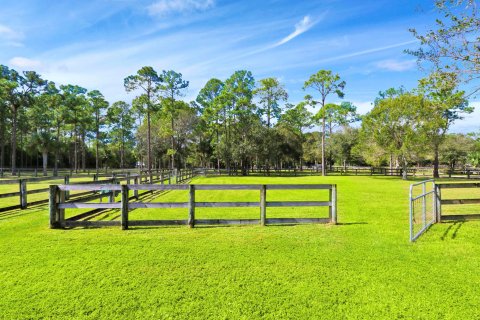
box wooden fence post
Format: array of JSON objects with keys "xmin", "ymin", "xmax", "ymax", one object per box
[
  {"xmin": 329, "ymin": 184, "xmax": 337, "ymax": 224},
  {"xmin": 435, "ymin": 184, "xmax": 442, "ymax": 223},
  {"xmin": 19, "ymin": 179, "xmax": 27, "ymax": 209},
  {"xmin": 59, "ymin": 189, "xmax": 65, "ymax": 227},
  {"xmin": 121, "ymin": 184, "xmax": 129, "ymax": 230},
  {"xmin": 64, "ymin": 175, "xmax": 70, "ymax": 200},
  {"xmin": 260, "ymin": 185, "xmax": 266, "ymax": 226},
  {"xmin": 49, "ymin": 185, "xmax": 59, "ymax": 228},
  {"xmin": 134, "ymin": 177, "xmax": 139, "ymax": 200},
  {"xmin": 161, "ymin": 171, "xmax": 164, "ymax": 185},
  {"xmin": 188, "ymin": 185, "xmax": 195, "ymax": 228}
]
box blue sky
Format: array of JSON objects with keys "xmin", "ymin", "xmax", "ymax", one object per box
[{"xmin": 0, "ymin": 0, "xmax": 478, "ymax": 132}]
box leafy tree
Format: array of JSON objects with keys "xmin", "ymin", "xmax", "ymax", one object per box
[
  {"xmin": 219, "ymin": 70, "xmax": 256, "ymax": 174},
  {"xmin": 440, "ymin": 133, "xmax": 475, "ymax": 170},
  {"xmin": 408, "ymin": 0, "xmax": 480, "ymax": 95},
  {"xmin": 87, "ymin": 90, "xmax": 109, "ymax": 175},
  {"xmin": 277, "ymin": 102, "xmax": 313, "ymax": 169},
  {"xmin": 0, "ymin": 78, "xmax": 14, "ymax": 169},
  {"xmin": 124, "ymin": 66, "xmax": 162, "ymax": 180},
  {"xmin": 330, "ymin": 126, "xmax": 360, "ymax": 171},
  {"xmin": 362, "ymin": 92, "xmax": 426, "ymax": 179},
  {"xmin": 60, "ymin": 85, "xmax": 88, "ymax": 173},
  {"xmin": 417, "ymin": 71, "xmax": 472, "ymax": 177},
  {"xmin": 304, "ymin": 70, "xmax": 346, "ymax": 176},
  {"xmin": 315, "ymin": 101, "xmax": 359, "ymax": 169},
  {"xmin": 0, "ymin": 66, "xmax": 46, "ymax": 174},
  {"xmin": 196, "ymin": 78, "xmax": 224, "ymax": 169},
  {"xmin": 157, "ymin": 70, "xmax": 189, "ymax": 169},
  {"xmin": 106, "ymin": 101, "xmax": 135, "ymax": 169},
  {"xmin": 29, "ymin": 82, "xmax": 60, "ymax": 175},
  {"xmin": 254, "ymin": 77, "xmax": 288, "ymax": 128}
]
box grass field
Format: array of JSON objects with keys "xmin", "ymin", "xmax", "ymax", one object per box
[{"xmin": 1, "ymin": 175, "xmax": 480, "ymax": 319}]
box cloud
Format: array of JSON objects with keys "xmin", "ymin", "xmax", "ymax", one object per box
[
  {"xmin": 147, "ymin": 0, "xmax": 215, "ymax": 16},
  {"xmin": 8, "ymin": 57, "xmax": 43, "ymax": 70},
  {"xmin": 376, "ymin": 59, "xmax": 416, "ymax": 72},
  {"xmin": 274, "ymin": 15, "xmax": 317, "ymax": 47},
  {"xmin": 0, "ymin": 24, "xmax": 23, "ymax": 40}
]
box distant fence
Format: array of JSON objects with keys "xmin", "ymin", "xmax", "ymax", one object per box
[
  {"xmin": 199, "ymin": 167, "xmax": 416, "ymax": 177},
  {"xmin": 49, "ymin": 184, "xmax": 337, "ymax": 229},
  {"xmin": 409, "ymin": 180, "xmax": 480, "ymax": 242},
  {"xmin": 0, "ymin": 170, "xmax": 176, "ymax": 213},
  {"xmin": 446, "ymin": 169, "xmax": 480, "ymax": 179}
]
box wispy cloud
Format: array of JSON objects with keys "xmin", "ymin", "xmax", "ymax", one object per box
[
  {"xmin": 376, "ymin": 59, "xmax": 416, "ymax": 72},
  {"xmin": 148, "ymin": 0, "xmax": 215, "ymax": 16},
  {"xmin": 274, "ymin": 15, "xmax": 318, "ymax": 47},
  {"xmin": 9, "ymin": 57, "xmax": 42, "ymax": 69},
  {"xmin": 0, "ymin": 24, "xmax": 23, "ymax": 40}
]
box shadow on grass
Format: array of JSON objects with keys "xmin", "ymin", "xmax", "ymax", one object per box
[
  {"xmin": 0, "ymin": 204, "xmax": 46, "ymax": 221},
  {"xmin": 441, "ymin": 221, "xmax": 464, "ymax": 240},
  {"xmin": 337, "ymin": 222, "xmax": 368, "ymax": 226}
]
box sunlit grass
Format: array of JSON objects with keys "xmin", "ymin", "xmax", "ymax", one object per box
[{"xmin": 1, "ymin": 175, "xmax": 480, "ymax": 319}]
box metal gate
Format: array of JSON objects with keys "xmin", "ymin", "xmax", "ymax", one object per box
[{"xmin": 409, "ymin": 180, "xmax": 437, "ymax": 242}]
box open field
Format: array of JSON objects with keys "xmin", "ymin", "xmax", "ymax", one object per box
[{"xmin": 1, "ymin": 175, "xmax": 480, "ymax": 319}]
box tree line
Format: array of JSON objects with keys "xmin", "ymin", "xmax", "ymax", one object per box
[{"xmin": 1, "ymin": 63, "xmax": 478, "ymax": 180}]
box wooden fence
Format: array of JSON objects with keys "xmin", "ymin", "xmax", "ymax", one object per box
[
  {"xmin": 435, "ymin": 182, "xmax": 480, "ymax": 221},
  {"xmin": 446, "ymin": 169, "xmax": 480, "ymax": 179},
  {"xmin": 49, "ymin": 184, "xmax": 337, "ymax": 229},
  {"xmin": 199, "ymin": 167, "xmax": 416, "ymax": 177}
]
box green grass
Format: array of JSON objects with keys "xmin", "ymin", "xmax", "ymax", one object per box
[{"xmin": 1, "ymin": 175, "xmax": 480, "ymax": 319}]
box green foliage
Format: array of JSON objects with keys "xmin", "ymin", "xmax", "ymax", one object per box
[
  {"xmin": 254, "ymin": 77, "xmax": 288, "ymax": 127},
  {"xmin": 408, "ymin": 0, "xmax": 480, "ymax": 93},
  {"xmin": 362, "ymin": 92, "xmax": 426, "ymax": 178}
]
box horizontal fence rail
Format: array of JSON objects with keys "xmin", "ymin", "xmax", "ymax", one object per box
[
  {"xmin": 49, "ymin": 184, "xmax": 338, "ymax": 229},
  {"xmin": 436, "ymin": 183, "xmax": 480, "ymax": 221}
]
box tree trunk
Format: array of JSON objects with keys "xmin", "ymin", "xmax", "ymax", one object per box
[
  {"xmin": 54, "ymin": 125, "xmax": 60, "ymax": 176},
  {"xmin": 402, "ymin": 157, "xmax": 408, "ymax": 180},
  {"xmin": 433, "ymin": 144, "xmax": 440, "ymax": 179},
  {"xmin": 171, "ymin": 116, "xmax": 175, "ymax": 170},
  {"xmin": 74, "ymin": 124, "xmax": 78, "ymax": 173},
  {"xmin": 0, "ymin": 114, "xmax": 5, "ymax": 171},
  {"xmin": 42, "ymin": 150, "xmax": 48, "ymax": 176},
  {"xmin": 11, "ymin": 107, "xmax": 17, "ymax": 175},
  {"xmin": 95, "ymin": 116, "xmax": 99, "ymax": 175},
  {"xmin": 321, "ymin": 115, "xmax": 326, "ymax": 176},
  {"xmin": 389, "ymin": 154, "xmax": 393, "ymax": 176},
  {"xmin": 81, "ymin": 131, "xmax": 86, "ymax": 172},
  {"xmin": 147, "ymin": 110, "xmax": 152, "ymax": 182}
]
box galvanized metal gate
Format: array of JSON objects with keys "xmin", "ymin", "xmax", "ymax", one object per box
[{"xmin": 409, "ymin": 180, "xmax": 437, "ymax": 242}]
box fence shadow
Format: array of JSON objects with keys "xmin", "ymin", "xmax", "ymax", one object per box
[{"xmin": 440, "ymin": 221, "xmax": 464, "ymax": 240}]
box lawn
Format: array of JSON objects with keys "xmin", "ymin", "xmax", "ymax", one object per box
[{"xmin": 1, "ymin": 175, "xmax": 480, "ymax": 319}]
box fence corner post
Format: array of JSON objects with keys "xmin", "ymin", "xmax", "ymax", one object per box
[
  {"xmin": 260, "ymin": 185, "xmax": 266, "ymax": 226},
  {"xmin": 19, "ymin": 179, "xmax": 27, "ymax": 209},
  {"xmin": 188, "ymin": 185, "xmax": 195, "ymax": 228},
  {"xmin": 121, "ymin": 184, "xmax": 129, "ymax": 230},
  {"xmin": 330, "ymin": 184, "xmax": 337, "ymax": 225},
  {"xmin": 49, "ymin": 185, "xmax": 59, "ymax": 228}
]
